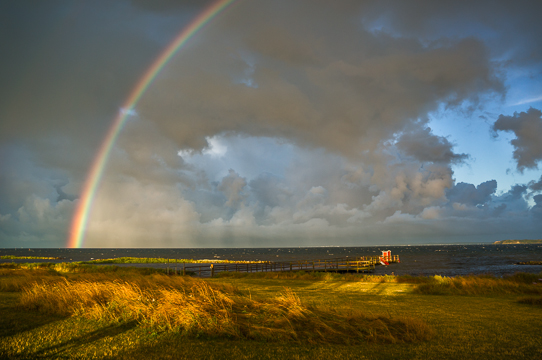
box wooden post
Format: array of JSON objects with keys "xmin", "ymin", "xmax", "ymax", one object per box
[
  {"xmin": 290, "ymin": 262, "xmax": 292, "ymax": 271},
  {"xmin": 325, "ymin": 261, "xmax": 327, "ymax": 272},
  {"xmin": 183, "ymin": 263, "xmax": 185, "ymax": 276},
  {"xmin": 210, "ymin": 264, "xmax": 214, "ymax": 278}
]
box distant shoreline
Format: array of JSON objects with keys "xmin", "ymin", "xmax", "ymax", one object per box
[{"xmin": 493, "ymin": 240, "xmax": 542, "ymax": 244}]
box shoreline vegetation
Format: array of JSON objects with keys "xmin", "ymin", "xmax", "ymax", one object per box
[
  {"xmin": 493, "ymin": 239, "xmax": 542, "ymax": 244},
  {"xmin": 0, "ymin": 255, "xmax": 65, "ymax": 260},
  {"xmin": 78, "ymin": 257, "xmax": 271, "ymax": 265},
  {"xmin": 1, "ymin": 263, "xmax": 542, "ymax": 359},
  {"xmin": 0, "ymin": 256, "xmax": 270, "ymax": 264}
]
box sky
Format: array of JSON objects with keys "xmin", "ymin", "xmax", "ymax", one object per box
[{"xmin": 1, "ymin": 0, "xmax": 542, "ymax": 248}]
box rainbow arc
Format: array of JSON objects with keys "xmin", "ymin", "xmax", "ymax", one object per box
[{"xmin": 68, "ymin": 0, "xmax": 238, "ymax": 248}]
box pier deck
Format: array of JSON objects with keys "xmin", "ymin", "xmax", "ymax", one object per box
[{"xmin": 165, "ymin": 255, "xmax": 399, "ymax": 277}]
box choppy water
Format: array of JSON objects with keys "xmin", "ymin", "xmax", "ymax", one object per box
[{"xmin": 2, "ymin": 244, "xmax": 542, "ymax": 277}]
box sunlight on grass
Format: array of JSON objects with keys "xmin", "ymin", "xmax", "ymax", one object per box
[
  {"xmin": 2, "ymin": 266, "xmax": 542, "ymax": 359},
  {"xmin": 19, "ymin": 275, "xmax": 432, "ymax": 344}
]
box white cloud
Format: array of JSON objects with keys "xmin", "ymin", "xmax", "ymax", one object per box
[
  {"xmin": 510, "ymin": 95, "xmax": 542, "ymax": 106},
  {"xmin": 202, "ymin": 136, "xmax": 228, "ymax": 158}
]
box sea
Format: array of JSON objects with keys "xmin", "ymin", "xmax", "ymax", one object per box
[{"xmin": 1, "ymin": 244, "xmax": 542, "ymax": 277}]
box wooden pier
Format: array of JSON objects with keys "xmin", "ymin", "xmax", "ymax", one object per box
[{"xmin": 164, "ymin": 252, "xmax": 400, "ymax": 278}]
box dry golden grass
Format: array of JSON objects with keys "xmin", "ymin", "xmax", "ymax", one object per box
[
  {"xmin": 0, "ymin": 268, "xmax": 63, "ymax": 292},
  {"xmin": 19, "ymin": 275, "xmax": 432, "ymax": 344},
  {"xmin": 413, "ymin": 273, "xmax": 542, "ymax": 295},
  {"xmin": 0, "ymin": 263, "xmax": 165, "ymax": 292}
]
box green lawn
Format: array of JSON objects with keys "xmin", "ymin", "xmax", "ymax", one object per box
[{"xmin": 1, "ymin": 270, "xmax": 542, "ymax": 359}]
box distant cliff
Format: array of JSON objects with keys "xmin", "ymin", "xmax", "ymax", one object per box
[{"xmin": 493, "ymin": 239, "xmax": 542, "ymax": 244}]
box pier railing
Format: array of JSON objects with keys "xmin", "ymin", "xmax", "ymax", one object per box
[{"xmin": 163, "ymin": 255, "xmax": 399, "ymax": 277}]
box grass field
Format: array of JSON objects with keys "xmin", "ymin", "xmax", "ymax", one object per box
[{"xmin": 1, "ymin": 264, "xmax": 542, "ymax": 359}]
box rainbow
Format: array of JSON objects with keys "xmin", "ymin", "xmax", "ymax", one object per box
[{"xmin": 67, "ymin": 0, "xmax": 238, "ymax": 248}]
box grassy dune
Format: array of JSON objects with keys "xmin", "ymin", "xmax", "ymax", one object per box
[{"xmin": 1, "ymin": 265, "xmax": 542, "ymax": 359}]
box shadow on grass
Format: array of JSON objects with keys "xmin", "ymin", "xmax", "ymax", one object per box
[
  {"xmin": 0, "ymin": 293, "xmax": 66, "ymax": 338},
  {"xmin": 29, "ymin": 321, "xmax": 138, "ymax": 358},
  {"xmin": 101, "ymin": 336, "xmax": 397, "ymax": 360},
  {"xmin": 368, "ymin": 282, "xmax": 388, "ymax": 295}
]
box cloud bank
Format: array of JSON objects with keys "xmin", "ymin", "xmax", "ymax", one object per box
[{"xmin": 1, "ymin": 0, "xmax": 542, "ymax": 247}]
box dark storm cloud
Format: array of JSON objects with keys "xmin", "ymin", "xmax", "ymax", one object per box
[
  {"xmin": 0, "ymin": 0, "xmax": 199, "ymax": 246},
  {"xmin": 529, "ymin": 176, "xmax": 542, "ymax": 192},
  {"xmin": 396, "ymin": 126, "xmax": 468, "ymax": 164},
  {"xmin": 532, "ymin": 195, "xmax": 542, "ymax": 218},
  {"xmin": 129, "ymin": 0, "xmax": 214, "ymax": 12},
  {"xmin": 492, "ymin": 108, "xmax": 542, "ymax": 172},
  {"xmin": 0, "ymin": 1, "xmax": 165, "ymax": 145},
  {"xmin": 53, "ymin": 182, "xmax": 78, "ymax": 202},
  {"xmin": 249, "ymin": 173, "xmax": 292, "ymax": 209},
  {"xmin": 502, "ymin": 184, "xmax": 528, "ymax": 202},
  {"xmin": 2, "ymin": 0, "xmax": 542, "ymax": 247},
  {"xmin": 490, "ymin": 184, "xmax": 530, "ymax": 215},
  {"xmin": 447, "ymin": 180, "xmax": 497, "ymax": 206},
  {"xmin": 217, "ymin": 169, "xmax": 247, "ymax": 208},
  {"xmin": 142, "ymin": 7, "xmax": 504, "ymax": 159},
  {"xmin": 361, "ymin": 0, "xmax": 542, "ymax": 66}
]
